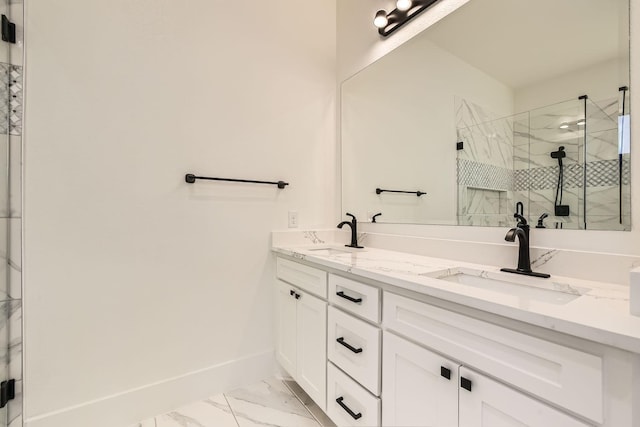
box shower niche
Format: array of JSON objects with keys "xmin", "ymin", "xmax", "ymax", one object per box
[{"xmin": 456, "ymin": 92, "xmax": 630, "ymax": 231}]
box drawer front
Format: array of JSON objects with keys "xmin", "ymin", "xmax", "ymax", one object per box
[
  {"xmin": 383, "ymin": 292, "xmax": 603, "ymax": 423},
  {"xmin": 329, "ymin": 274, "xmax": 380, "ymax": 323},
  {"xmin": 328, "ymin": 306, "xmax": 381, "ymax": 395},
  {"xmin": 276, "ymin": 257, "xmax": 327, "ymax": 298},
  {"xmin": 327, "ymin": 362, "xmax": 381, "ymax": 427}
]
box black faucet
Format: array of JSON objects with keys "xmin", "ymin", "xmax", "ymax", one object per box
[
  {"xmin": 500, "ymin": 213, "xmax": 550, "ymax": 278},
  {"xmin": 535, "ymin": 213, "xmax": 549, "ymax": 229},
  {"xmin": 337, "ymin": 213, "xmax": 363, "ymax": 248}
]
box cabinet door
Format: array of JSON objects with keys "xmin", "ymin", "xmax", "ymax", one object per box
[
  {"xmin": 382, "ymin": 332, "xmax": 459, "ymax": 427},
  {"xmin": 458, "ymin": 367, "xmax": 591, "ymax": 427},
  {"xmin": 296, "ymin": 290, "xmax": 327, "ymax": 411},
  {"xmin": 275, "ymin": 280, "xmax": 297, "ymax": 377}
]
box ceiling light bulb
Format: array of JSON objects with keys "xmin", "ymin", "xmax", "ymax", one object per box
[
  {"xmin": 559, "ymin": 123, "xmax": 569, "ymax": 129},
  {"xmin": 397, "ymin": 0, "xmax": 413, "ymax": 11},
  {"xmin": 576, "ymin": 120, "xmax": 586, "ymax": 126},
  {"xmin": 374, "ymin": 10, "xmax": 389, "ymax": 28}
]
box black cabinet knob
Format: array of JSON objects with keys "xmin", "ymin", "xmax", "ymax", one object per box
[
  {"xmin": 461, "ymin": 377, "xmax": 472, "ymax": 392},
  {"xmin": 294, "ymin": 293, "xmax": 301, "ymax": 300},
  {"xmin": 290, "ymin": 289, "xmax": 295, "ymax": 296},
  {"xmin": 441, "ymin": 366, "xmax": 451, "ymax": 380}
]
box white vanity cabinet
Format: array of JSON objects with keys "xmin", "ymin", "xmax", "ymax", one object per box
[
  {"xmin": 274, "ymin": 255, "xmax": 632, "ymax": 427},
  {"xmin": 275, "ymin": 259, "xmax": 328, "ymax": 411}
]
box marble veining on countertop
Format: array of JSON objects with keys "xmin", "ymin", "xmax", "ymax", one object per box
[{"xmin": 272, "ymin": 242, "xmax": 640, "ymax": 354}]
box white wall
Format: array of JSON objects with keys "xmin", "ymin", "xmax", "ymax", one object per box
[
  {"xmin": 515, "ymin": 58, "xmax": 628, "ymax": 113},
  {"xmin": 338, "ymin": 0, "xmax": 640, "ymax": 257},
  {"xmin": 342, "ymin": 36, "xmax": 513, "ymax": 224},
  {"xmin": 23, "ymin": 1, "xmax": 336, "ymax": 426}
]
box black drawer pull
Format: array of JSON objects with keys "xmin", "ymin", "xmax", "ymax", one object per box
[
  {"xmin": 441, "ymin": 366, "xmax": 451, "ymax": 380},
  {"xmin": 336, "ymin": 397, "xmax": 362, "ymax": 420},
  {"xmin": 336, "ymin": 337, "xmax": 363, "ymax": 353},
  {"xmin": 336, "ymin": 291, "xmax": 363, "ymax": 304},
  {"xmin": 461, "ymin": 377, "xmax": 472, "ymax": 392}
]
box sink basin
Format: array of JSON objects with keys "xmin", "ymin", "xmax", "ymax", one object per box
[
  {"xmin": 431, "ymin": 268, "xmax": 590, "ymax": 305},
  {"xmin": 306, "ymin": 246, "xmax": 360, "ymax": 256}
]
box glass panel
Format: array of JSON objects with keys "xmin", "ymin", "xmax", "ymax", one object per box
[
  {"xmin": 0, "ymin": 0, "xmax": 12, "ymax": 425},
  {"xmin": 528, "ymin": 99, "xmax": 585, "ymax": 230}
]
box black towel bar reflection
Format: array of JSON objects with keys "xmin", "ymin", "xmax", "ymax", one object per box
[
  {"xmin": 376, "ymin": 188, "xmax": 426, "ymax": 197},
  {"xmin": 185, "ymin": 174, "xmax": 289, "ymax": 189}
]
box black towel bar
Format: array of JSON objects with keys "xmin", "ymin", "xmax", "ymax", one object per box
[{"xmin": 185, "ymin": 174, "xmax": 289, "ymax": 189}]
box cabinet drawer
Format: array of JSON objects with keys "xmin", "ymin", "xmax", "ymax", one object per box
[
  {"xmin": 276, "ymin": 257, "xmax": 327, "ymax": 298},
  {"xmin": 328, "ymin": 306, "xmax": 381, "ymax": 395},
  {"xmin": 327, "ymin": 362, "xmax": 381, "ymax": 427},
  {"xmin": 329, "ymin": 274, "xmax": 380, "ymax": 323},
  {"xmin": 383, "ymin": 292, "xmax": 603, "ymax": 423}
]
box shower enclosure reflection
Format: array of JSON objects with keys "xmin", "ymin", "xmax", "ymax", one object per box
[{"xmin": 456, "ymin": 94, "xmax": 630, "ymax": 230}]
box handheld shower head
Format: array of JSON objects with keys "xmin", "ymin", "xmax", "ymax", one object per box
[{"xmin": 550, "ymin": 146, "xmax": 566, "ymax": 167}]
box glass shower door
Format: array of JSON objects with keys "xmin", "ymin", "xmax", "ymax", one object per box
[{"xmin": 0, "ymin": 0, "xmax": 13, "ymax": 425}]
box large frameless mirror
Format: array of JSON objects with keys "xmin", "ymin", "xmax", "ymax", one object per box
[{"xmin": 342, "ymin": 0, "xmax": 630, "ymax": 230}]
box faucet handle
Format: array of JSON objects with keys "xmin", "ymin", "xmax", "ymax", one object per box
[{"xmin": 514, "ymin": 212, "xmax": 527, "ymax": 226}]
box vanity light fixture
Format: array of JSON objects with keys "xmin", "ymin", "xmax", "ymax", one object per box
[
  {"xmin": 396, "ymin": 0, "xmax": 413, "ymax": 11},
  {"xmin": 374, "ymin": 0, "xmax": 440, "ymax": 37},
  {"xmin": 374, "ymin": 10, "xmax": 389, "ymax": 28},
  {"xmin": 576, "ymin": 119, "xmax": 586, "ymax": 126},
  {"xmin": 559, "ymin": 123, "xmax": 570, "ymax": 129}
]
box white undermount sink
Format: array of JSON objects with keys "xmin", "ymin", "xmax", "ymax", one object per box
[
  {"xmin": 429, "ymin": 268, "xmax": 590, "ymax": 305},
  {"xmin": 306, "ymin": 246, "xmax": 363, "ymax": 256}
]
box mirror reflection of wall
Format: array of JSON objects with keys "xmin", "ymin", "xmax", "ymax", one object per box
[{"xmin": 342, "ymin": 0, "xmax": 630, "ymax": 230}]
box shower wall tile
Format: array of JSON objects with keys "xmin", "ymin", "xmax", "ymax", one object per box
[
  {"xmin": 585, "ymin": 215, "xmax": 626, "ymax": 231},
  {"xmin": 466, "ymin": 188, "xmax": 504, "ymax": 215},
  {"xmin": 8, "ymin": 380, "xmax": 21, "ymax": 427},
  {"xmin": 457, "ymin": 214, "xmax": 512, "ymax": 227},
  {"xmin": 9, "ymin": 0, "xmax": 23, "ymax": 67},
  {"xmin": 587, "ymin": 129, "xmax": 619, "ymax": 161},
  {"xmin": 587, "ymin": 99, "xmax": 618, "ymax": 134},
  {"xmin": 8, "ymin": 299, "xmax": 20, "ymax": 381},
  {"xmin": 9, "ymin": 135, "xmax": 21, "ymax": 218},
  {"xmin": 529, "ymin": 187, "xmax": 582, "ymax": 230},
  {"xmin": 585, "ymin": 186, "xmax": 622, "ymax": 217},
  {"xmin": 594, "ymin": 97, "xmax": 619, "ymax": 121},
  {"xmin": 8, "ymin": 218, "xmax": 20, "ymax": 300},
  {"xmin": 455, "ymin": 97, "xmax": 500, "ymax": 129}
]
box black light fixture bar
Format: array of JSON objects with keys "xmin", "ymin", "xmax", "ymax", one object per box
[
  {"xmin": 377, "ymin": 0, "xmax": 440, "ymax": 37},
  {"xmin": 376, "ymin": 188, "xmax": 426, "ymax": 197},
  {"xmin": 185, "ymin": 174, "xmax": 289, "ymax": 189}
]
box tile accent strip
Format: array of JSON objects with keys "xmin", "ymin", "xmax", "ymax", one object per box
[
  {"xmin": 457, "ymin": 158, "xmax": 513, "ymax": 191},
  {"xmin": 0, "ymin": 63, "xmax": 23, "ymax": 136},
  {"xmin": 513, "ymin": 159, "xmax": 630, "ymax": 191}
]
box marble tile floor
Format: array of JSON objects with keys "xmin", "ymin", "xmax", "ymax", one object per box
[{"xmin": 135, "ymin": 377, "xmax": 336, "ymax": 427}]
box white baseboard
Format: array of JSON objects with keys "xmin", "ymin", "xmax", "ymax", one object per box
[{"xmin": 24, "ymin": 349, "xmax": 276, "ymax": 427}]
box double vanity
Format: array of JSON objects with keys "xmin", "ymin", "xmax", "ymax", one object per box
[{"xmin": 272, "ymin": 235, "xmax": 640, "ymax": 427}]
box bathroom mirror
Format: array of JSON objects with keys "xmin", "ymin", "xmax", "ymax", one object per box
[{"xmin": 342, "ymin": 0, "xmax": 631, "ymax": 230}]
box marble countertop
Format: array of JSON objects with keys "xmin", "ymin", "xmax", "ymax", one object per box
[{"xmin": 272, "ymin": 242, "xmax": 640, "ymax": 354}]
